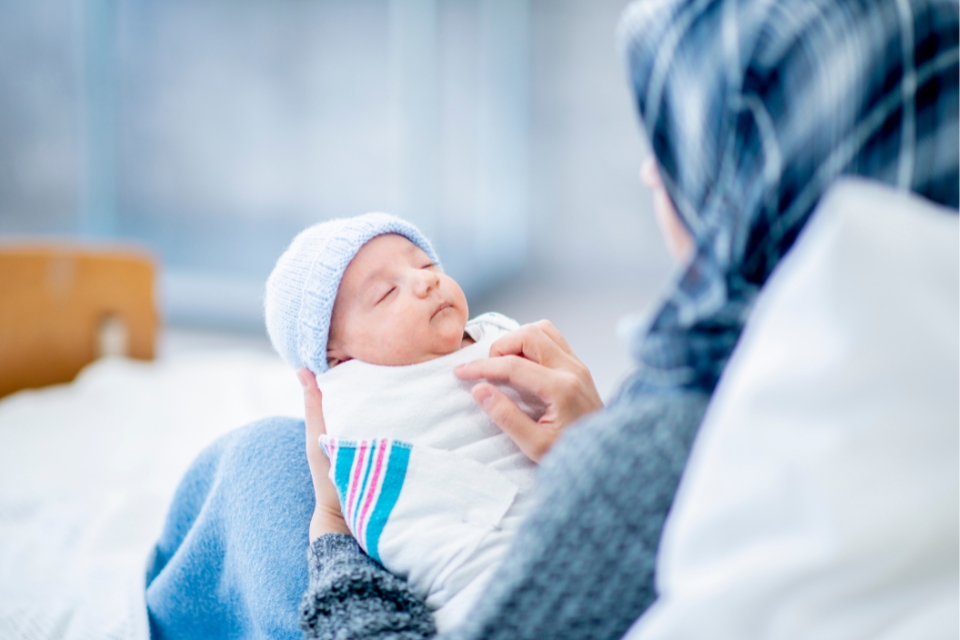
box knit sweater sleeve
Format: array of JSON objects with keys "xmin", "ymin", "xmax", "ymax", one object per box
[{"xmin": 299, "ymin": 533, "xmax": 437, "ymax": 640}]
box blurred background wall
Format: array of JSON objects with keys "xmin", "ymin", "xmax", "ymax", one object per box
[{"xmin": 0, "ymin": 0, "xmax": 674, "ymax": 396}]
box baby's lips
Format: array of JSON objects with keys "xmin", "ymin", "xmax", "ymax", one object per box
[{"xmin": 431, "ymin": 301, "xmax": 452, "ymax": 319}]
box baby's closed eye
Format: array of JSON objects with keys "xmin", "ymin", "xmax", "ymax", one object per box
[{"xmin": 377, "ymin": 287, "xmax": 396, "ymax": 304}]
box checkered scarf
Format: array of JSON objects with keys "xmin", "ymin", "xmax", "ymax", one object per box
[{"xmin": 617, "ymin": 0, "xmax": 958, "ymax": 395}]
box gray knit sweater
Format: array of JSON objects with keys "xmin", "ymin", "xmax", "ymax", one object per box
[{"xmin": 299, "ymin": 391, "xmax": 709, "ymax": 640}]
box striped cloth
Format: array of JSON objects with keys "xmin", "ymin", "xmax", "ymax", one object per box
[
  {"xmin": 617, "ymin": 0, "xmax": 959, "ymax": 396},
  {"xmin": 320, "ymin": 438, "xmax": 410, "ymax": 564}
]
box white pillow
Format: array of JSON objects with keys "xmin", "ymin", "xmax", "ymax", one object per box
[{"xmin": 626, "ymin": 178, "xmax": 959, "ymax": 640}]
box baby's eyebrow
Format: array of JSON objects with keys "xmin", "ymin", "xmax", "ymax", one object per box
[{"xmin": 358, "ymin": 267, "xmax": 389, "ymax": 295}]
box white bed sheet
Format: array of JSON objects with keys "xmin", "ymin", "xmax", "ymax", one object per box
[{"xmin": 0, "ymin": 349, "xmax": 303, "ymax": 640}]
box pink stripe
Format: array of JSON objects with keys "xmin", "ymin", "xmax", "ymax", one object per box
[
  {"xmin": 327, "ymin": 441, "xmax": 337, "ymax": 477},
  {"xmin": 322, "ymin": 439, "xmax": 336, "ymax": 462},
  {"xmin": 357, "ymin": 440, "xmax": 389, "ymax": 546},
  {"xmin": 346, "ymin": 442, "xmax": 368, "ymax": 523}
]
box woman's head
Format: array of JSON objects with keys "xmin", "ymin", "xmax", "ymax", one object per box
[{"xmin": 618, "ymin": 0, "xmax": 958, "ymax": 394}]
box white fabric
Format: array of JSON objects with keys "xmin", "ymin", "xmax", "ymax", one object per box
[
  {"xmin": 0, "ymin": 350, "xmax": 304, "ymax": 640},
  {"xmin": 318, "ymin": 312, "xmax": 541, "ymax": 631},
  {"xmin": 626, "ymin": 179, "xmax": 959, "ymax": 640}
]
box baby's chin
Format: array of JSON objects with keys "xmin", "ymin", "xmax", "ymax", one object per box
[
  {"xmin": 411, "ymin": 330, "xmax": 470, "ymax": 363},
  {"xmin": 414, "ymin": 326, "xmax": 474, "ymax": 363},
  {"xmin": 350, "ymin": 331, "xmax": 468, "ymax": 367}
]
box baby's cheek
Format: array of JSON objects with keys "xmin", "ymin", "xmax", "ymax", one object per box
[
  {"xmin": 400, "ymin": 321, "xmax": 438, "ymax": 359},
  {"xmin": 441, "ymin": 318, "xmax": 469, "ymax": 351}
]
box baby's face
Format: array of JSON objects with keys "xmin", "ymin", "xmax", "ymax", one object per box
[{"xmin": 327, "ymin": 234, "xmax": 469, "ymax": 367}]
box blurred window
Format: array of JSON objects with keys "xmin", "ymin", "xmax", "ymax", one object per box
[{"xmin": 0, "ymin": 0, "xmax": 529, "ymax": 327}]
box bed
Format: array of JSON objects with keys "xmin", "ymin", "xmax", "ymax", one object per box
[{"xmin": 0, "ymin": 247, "xmax": 303, "ymax": 639}]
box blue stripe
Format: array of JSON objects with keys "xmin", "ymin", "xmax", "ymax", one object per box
[
  {"xmin": 333, "ymin": 445, "xmax": 356, "ymax": 509},
  {"xmin": 364, "ymin": 443, "xmax": 410, "ymax": 564}
]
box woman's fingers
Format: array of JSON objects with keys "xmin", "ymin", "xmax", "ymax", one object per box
[
  {"xmin": 488, "ymin": 321, "xmax": 570, "ymax": 364},
  {"xmin": 297, "ymin": 368, "xmax": 350, "ymax": 538},
  {"xmin": 471, "ymin": 383, "xmax": 551, "ymax": 463},
  {"xmin": 531, "ymin": 319, "xmax": 574, "ymax": 356},
  {"xmin": 298, "ymin": 368, "xmax": 326, "ymax": 437},
  {"xmin": 297, "ymin": 368, "xmax": 327, "ymax": 476},
  {"xmin": 456, "ymin": 355, "xmax": 553, "ymax": 399},
  {"xmin": 457, "ymin": 320, "xmax": 604, "ymax": 461}
]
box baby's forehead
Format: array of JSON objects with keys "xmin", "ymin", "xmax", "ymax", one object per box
[{"xmin": 341, "ymin": 233, "xmax": 424, "ymax": 286}]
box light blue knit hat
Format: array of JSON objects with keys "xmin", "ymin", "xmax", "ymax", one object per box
[{"xmin": 264, "ymin": 213, "xmax": 441, "ymax": 374}]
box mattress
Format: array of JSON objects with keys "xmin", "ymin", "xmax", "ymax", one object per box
[{"xmin": 0, "ymin": 348, "xmax": 303, "ymax": 640}]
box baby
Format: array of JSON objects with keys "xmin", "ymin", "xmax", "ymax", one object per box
[{"xmin": 264, "ymin": 213, "xmax": 542, "ymax": 630}]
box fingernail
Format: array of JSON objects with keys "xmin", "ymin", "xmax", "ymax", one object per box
[
  {"xmin": 296, "ymin": 368, "xmax": 309, "ymax": 388},
  {"xmin": 474, "ymin": 386, "xmax": 494, "ymax": 409}
]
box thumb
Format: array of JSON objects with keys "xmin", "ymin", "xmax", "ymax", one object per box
[
  {"xmin": 298, "ymin": 368, "xmax": 327, "ymax": 437},
  {"xmin": 472, "ymin": 383, "xmax": 547, "ymax": 462}
]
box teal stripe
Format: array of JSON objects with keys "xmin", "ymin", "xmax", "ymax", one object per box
[
  {"xmin": 365, "ymin": 442, "xmax": 411, "ymax": 564},
  {"xmin": 333, "ymin": 445, "xmax": 357, "ymax": 509}
]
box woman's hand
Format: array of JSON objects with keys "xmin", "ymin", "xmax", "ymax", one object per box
[
  {"xmin": 454, "ymin": 320, "xmax": 603, "ymax": 462},
  {"xmin": 297, "ymin": 368, "xmax": 351, "ymax": 541}
]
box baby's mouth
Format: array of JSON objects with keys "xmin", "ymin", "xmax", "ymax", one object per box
[{"xmin": 431, "ymin": 302, "xmax": 452, "ymax": 319}]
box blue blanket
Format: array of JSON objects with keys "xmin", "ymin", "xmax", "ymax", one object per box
[{"xmin": 145, "ymin": 417, "xmax": 312, "ymax": 639}]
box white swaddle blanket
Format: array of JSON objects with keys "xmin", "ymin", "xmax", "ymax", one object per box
[{"xmin": 317, "ymin": 312, "xmax": 541, "ymax": 630}]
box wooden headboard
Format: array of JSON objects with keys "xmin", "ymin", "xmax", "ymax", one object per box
[{"xmin": 0, "ymin": 244, "xmax": 158, "ymax": 398}]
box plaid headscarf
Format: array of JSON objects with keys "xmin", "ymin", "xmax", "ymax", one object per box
[{"xmin": 617, "ymin": 0, "xmax": 958, "ymax": 396}]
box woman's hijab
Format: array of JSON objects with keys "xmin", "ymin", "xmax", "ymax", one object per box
[{"xmin": 616, "ymin": 0, "xmax": 959, "ymax": 396}]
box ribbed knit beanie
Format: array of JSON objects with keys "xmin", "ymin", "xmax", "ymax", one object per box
[{"xmin": 264, "ymin": 213, "xmax": 441, "ymax": 375}]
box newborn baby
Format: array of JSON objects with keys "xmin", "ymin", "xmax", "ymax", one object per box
[{"xmin": 264, "ymin": 213, "xmax": 541, "ymax": 630}]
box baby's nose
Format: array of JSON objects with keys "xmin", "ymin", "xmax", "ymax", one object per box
[{"xmin": 413, "ymin": 269, "xmax": 438, "ymax": 296}]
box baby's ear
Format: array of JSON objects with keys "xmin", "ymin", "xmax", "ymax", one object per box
[
  {"xmin": 327, "ymin": 355, "xmax": 353, "ymax": 368},
  {"xmin": 326, "ymin": 337, "xmax": 349, "ymax": 368},
  {"xmin": 326, "ymin": 346, "xmax": 340, "ymax": 368}
]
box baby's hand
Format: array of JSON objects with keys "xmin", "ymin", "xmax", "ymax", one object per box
[{"xmin": 298, "ymin": 368, "xmax": 351, "ymax": 540}]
